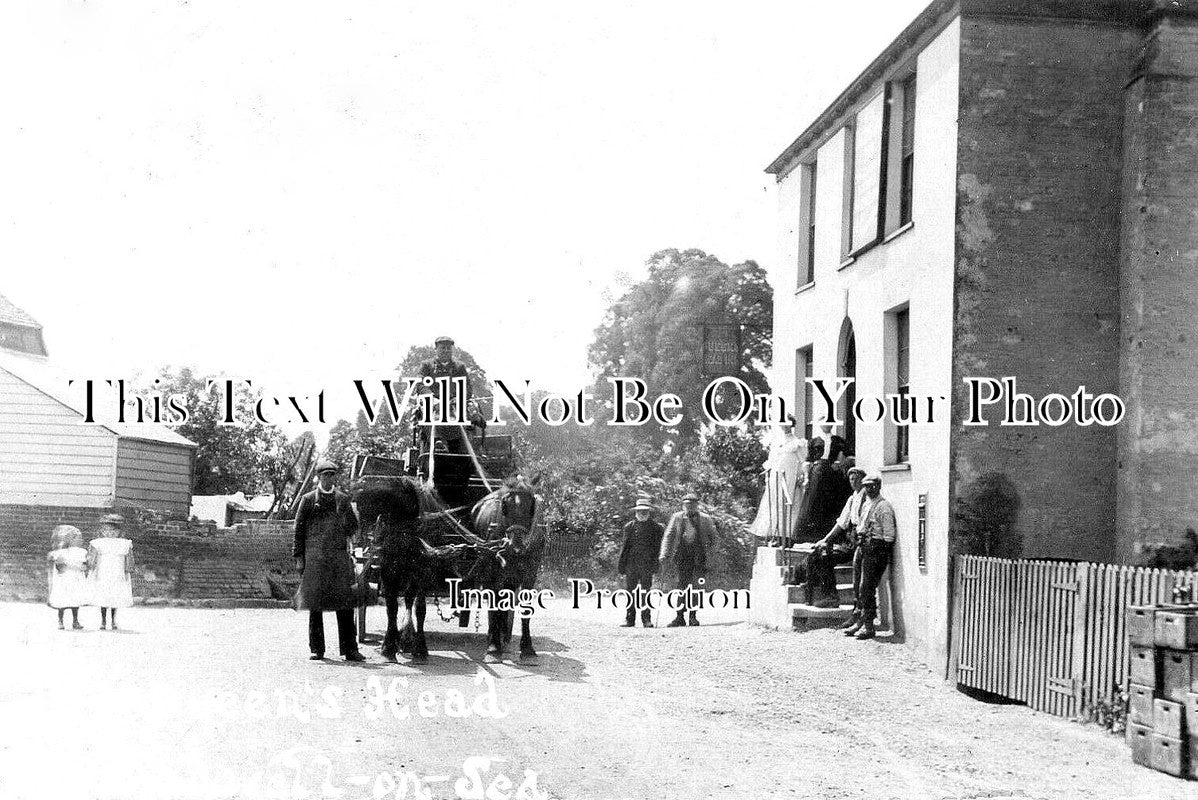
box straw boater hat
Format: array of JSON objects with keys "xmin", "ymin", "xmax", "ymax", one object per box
[{"xmin": 633, "ymin": 493, "xmax": 655, "ymax": 512}]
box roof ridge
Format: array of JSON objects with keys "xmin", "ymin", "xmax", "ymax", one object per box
[{"xmin": 0, "ymin": 292, "xmax": 43, "ymax": 329}]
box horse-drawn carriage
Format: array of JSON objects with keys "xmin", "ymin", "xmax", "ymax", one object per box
[{"xmin": 348, "ymin": 422, "xmax": 546, "ymax": 665}]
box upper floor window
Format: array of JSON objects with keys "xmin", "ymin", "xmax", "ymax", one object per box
[
  {"xmin": 797, "ymin": 160, "xmax": 817, "ymax": 287},
  {"xmin": 884, "ymin": 69, "xmax": 917, "ymax": 235},
  {"xmin": 843, "ymin": 91, "xmax": 886, "ymax": 256},
  {"xmin": 842, "ymin": 66, "xmax": 917, "ymax": 258}
]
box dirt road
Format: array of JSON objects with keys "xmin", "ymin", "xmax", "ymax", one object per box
[{"xmin": 0, "ymin": 598, "xmax": 1193, "ymax": 800}]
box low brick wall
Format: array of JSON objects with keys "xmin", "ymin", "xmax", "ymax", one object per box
[{"xmin": 0, "ymin": 504, "xmax": 300, "ymax": 604}]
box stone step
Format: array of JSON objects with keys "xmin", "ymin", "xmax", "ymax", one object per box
[
  {"xmin": 790, "ymin": 602, "xmax": 855, "ymax": 630},
  {"xmin": 754, "ymin": 547, "xmax": 784, "ymax": 567},
  {"xmin": 786, "ymin": 582, "xmax": 855, "ymax": 604}
]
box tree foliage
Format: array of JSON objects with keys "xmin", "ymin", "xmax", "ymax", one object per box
[
  {"xmin": 146, "ymin": 367, "xmax": 289, "ymax": 496},
  {"xmin": 587, "ymin": 248, "xmax": 773, "ymax": 445},
  {"xmin": 513, "ymin": 421, "xmax": 761, "ymax": 590}
]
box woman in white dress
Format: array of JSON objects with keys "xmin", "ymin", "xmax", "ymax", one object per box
[
  {"xmin": 47, "ymin": 524, "xmax": 90, "ymax": 630},
  {"xmin": 88, "ymin": 514, "xmax": 134, "ymax": 630},
  {"xmin": 750, "ymin": 417, "xmax": 807, "ymax": 545}
]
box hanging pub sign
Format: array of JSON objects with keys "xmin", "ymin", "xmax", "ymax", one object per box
[{"xmin": 702, "ymin": 324, "xmax": 742, "ymax": 376}]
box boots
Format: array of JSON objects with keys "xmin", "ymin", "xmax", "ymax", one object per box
[
  {"xmin": 688, "ymin": 612, "xmax": 700, "ymax": 627},
  {"xmin": 666, "ymin": 613, "xmax": 687, "ymax": 628},
  {"xmin": 812, "ymin": 593, "xmax": 840, "ymax": 609},
  {"xmin": 838, "ymin": 611, "xmax": 860, "ymax": 630},
  {"xmin": 855, "ymin": 619, "xmax": 877, "ymax": 640},
  {"xmin": 843, "ymin": 617, "xmax": 864, "ymax": 636}
]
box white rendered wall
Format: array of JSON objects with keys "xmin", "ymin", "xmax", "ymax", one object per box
[{"xmin": 770, "ymin": 18, "xmax": 960, "ymax": 672}]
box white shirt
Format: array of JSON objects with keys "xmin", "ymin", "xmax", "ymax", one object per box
[{"xmin": 836, "ymin": 488, "xmax": 867, "ymax": 530}]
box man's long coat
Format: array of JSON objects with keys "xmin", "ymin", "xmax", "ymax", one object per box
[{"xmin": 293, "ymin": 488, "xmax": 359, "ymax": 611}]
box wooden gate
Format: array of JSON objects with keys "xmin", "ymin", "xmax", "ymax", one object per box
[{"xmin": 950, "ymin": 556, "xmax": 1198, "ymax": 718}]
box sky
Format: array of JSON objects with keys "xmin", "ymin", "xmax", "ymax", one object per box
[{"xmin": 1, "ymin": 0, "xmax": 929, "ymax": 429}]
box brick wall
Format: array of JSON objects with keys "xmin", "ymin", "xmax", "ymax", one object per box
[
  {"xmin": 950, "ymin": 14, "xmax": 1139, "ymax": 561},
  {"xmin": 1116, "ymin": 14, "xmax": 1198, "ymax": 559},
  {"xmin": 0, "ymin": 504, "xmax": 299, "ymax": 603}
]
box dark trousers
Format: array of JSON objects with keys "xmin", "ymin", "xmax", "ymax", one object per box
[
  {"xmin": 851, "ymin": 546, "xmax": 864, "ymax": 611},
  {"xmin": 858, "ymin": 541, "xmax": 893, "ymax": 618},
  {"xmin": 805, "ymin": 546, "xmax": 854, "ymax": 603},
  {"xmin": 309, "ymin": 609, "xmax": 357, "ymax": 656},
  {"xmin": 624, "ymin": 569, "xmax": 654, "ymax": 624},
  {"xmin": 675, "ymin": 562, "xmax": 702, "ymax": 618}
]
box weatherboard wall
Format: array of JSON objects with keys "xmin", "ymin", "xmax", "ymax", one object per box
[
  {"xmin": 0, "ymin": 363, "xmax": 117, "ymax": 507},
  {"xmin": 116, "ymin": 438, "xmax": 194, "ymax": 516}
]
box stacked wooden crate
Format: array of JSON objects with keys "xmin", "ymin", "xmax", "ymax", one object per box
[{"xmin": 1128, "ymin": 604, "xmax": 1198, "ymax": 778}]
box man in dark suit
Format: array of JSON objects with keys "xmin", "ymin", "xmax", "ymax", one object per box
[
  {"xmin": 659, "ymin": 492, "xmax": 718, "ymax": 627},
  {"xmin": 617, "ymin": 494, "xmax": 665, "ymax": 628},
  {"xmin": 294, "ymin": 460, "xmax": 366, "ymax": 662}
]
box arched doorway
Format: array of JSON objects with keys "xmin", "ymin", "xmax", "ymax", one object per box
[{"xmin": 837, "ymin": 318, "xmax": 856, "ymax": 456}]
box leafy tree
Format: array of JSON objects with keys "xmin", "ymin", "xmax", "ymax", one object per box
[
  {"xmin": 588, "ymin": 248, "xmax": 773, "ymax": 446},
  {"xmin": 323, "ymin": 418, "xmax": 362, "ymax": 474},
  {"xmin": 145, "ymin": 368, "xmax": 287, "ymax": 495},
  {"xmin": 513, "ymin": 423, "xmax": 757, "ymax": 590}
]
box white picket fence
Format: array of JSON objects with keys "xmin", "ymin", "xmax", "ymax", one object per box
[{"xmin": 950, "ymin": 555, "xmax": 1198, "ymax": 718}]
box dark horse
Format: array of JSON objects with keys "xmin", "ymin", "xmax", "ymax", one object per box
[
  {"xmin": 471, "ymin": 476, "xmax": 546, "ymax": 665},
  {"xmin": 351, "ymin": 474, "xmax": 545, "ymax": 665},
  {"xmin": 351, "ymin": 475, "xmax": 439, "ymax": 663}
]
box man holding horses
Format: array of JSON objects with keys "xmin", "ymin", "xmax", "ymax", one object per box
[
  {"xmin": 294, "ymin": 460, "xmax": 366, "ymax": 662},
  {"xmin": 659, "ymin": 492, "xmax": 718, "ymax": 627},
  {"xmin": 617, "ymin": 494, "xmax": 665, "ymax": 628}
]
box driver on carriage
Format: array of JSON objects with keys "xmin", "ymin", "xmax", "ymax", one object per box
[{"xmin": 415, "ymin": 336, "xmax": 484, "ymax": 455}]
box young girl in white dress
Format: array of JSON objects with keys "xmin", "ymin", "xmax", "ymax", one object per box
[
  {"xmin": 47, "ymin": 525, "xmax": 90, "ymax": 630},
  {"xmin": 88, "ymin": 514, "xmax": 134, "ymax": 630}
]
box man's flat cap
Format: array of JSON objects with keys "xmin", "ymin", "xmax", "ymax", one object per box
[
  {"xmin": 847, "ymin": 465, "xmax": 867, "ymax": 477},
  {"xmin": 434, "ymin": 336, "xmax": 454, "ymax": 346},
  {"xmin": 315, "ymin": 459, "xmax": 340, "ymax": 475},
  {"xmin": 682, "ymin": 492, "xmax": 699, "ymax": 502},
  {"xmin": 862, "ymin": 473, "xmax": 882, "ymax": 486}
]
